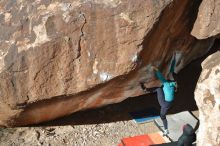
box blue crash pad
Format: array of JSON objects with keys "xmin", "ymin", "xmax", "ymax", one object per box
[{"xmin": 129, "ymin": 107, "xmax": 160, "ymax": 124}]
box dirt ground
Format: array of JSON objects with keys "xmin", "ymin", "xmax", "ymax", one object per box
[
  {"xmin": 0, "ymin": 109, "xmax": 199, "ymax": 146},
  {"xmin": 1, "ymin": 42, "xmax": 219, "ymax": 146}
]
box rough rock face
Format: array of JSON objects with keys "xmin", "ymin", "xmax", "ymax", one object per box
[
  {"xmin": 195, "ymin": 51, "xmax": 220, "ymax": 146},
  {"xmin": 0, "ymin": 0, "xmax": 214, "ymax": 126},
  {"xmin": 191, "ymin": 0, "xmax": 220, "ymax": 39}
]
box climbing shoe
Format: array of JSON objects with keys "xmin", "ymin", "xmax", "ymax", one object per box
[{"xmin": 163, "ymin": 129, "xmax": 169, "ymax": 136}]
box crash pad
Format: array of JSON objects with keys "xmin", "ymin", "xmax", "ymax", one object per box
[
  {"xmin": 150, "ymin": 142, "xmax": 178, "ymax": 146},
  {"xmin": 121, "ymin": 135, "xmax": 154, "ymax": 146},
  {"xmin": 154, "ymin": 111, "xmax": 198, "ymax": 141},
  {"xmin": 129, "ymin": 107, "xmax": 160, "ymax": 124},
  {"xmin": 119, "ymin": 132, "xmax": 170, "ymax": 146},
  {"xmin": 148, "ymin": 132, "xmax": 170, "ymax": 144}
]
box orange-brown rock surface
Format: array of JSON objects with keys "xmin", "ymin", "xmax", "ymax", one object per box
[
  {"xmin": 0, "ymin": 0, "xmax": 214, "ymax": 126},
  {"xmin": 191, "ymin": 0, "xmax": 220, "ymax": 39},
  {"xmin": 195, "ymin": 51, "xmax": 220, "ymax": 146}
]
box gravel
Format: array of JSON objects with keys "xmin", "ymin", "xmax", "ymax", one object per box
[{"xmin": 0, "ymin": 120, "xmax": 159, "ymax": 146}]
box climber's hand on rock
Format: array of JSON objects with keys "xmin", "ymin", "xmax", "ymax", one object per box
[{"xmin": 140, "ymin": 82, "xmax": 147, "ymax": 93}]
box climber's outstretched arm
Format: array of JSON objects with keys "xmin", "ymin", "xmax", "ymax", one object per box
[{"xmin": 151, "ymin": 66, "xmax": 166, "ymax": 83}]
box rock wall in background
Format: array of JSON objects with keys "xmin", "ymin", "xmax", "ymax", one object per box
[
  {"xmin": 191, "ymin": 0, "xmax": 220, "ymax": 39},
  {"xmin": 0, "ymin": 0, "xmax": 214, "ymax": 126},
  {"xmin": 191, "ymin": 0, "xmax": 220, "ymax": 145},
  {"xmin": 195, "ymin": 51, "xmax": 220, "ymax": 146}
]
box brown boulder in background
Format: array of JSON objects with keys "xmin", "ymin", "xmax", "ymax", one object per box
[
  {"xmin": 0, "ymin": 0, "xmax": 214, "ymax": 126},
  {"xmin": 191, "ymin": 0, "xmax": 220, "ymax": 39}
]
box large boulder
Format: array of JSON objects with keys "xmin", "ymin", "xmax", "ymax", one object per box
[
  {"xmin": 195, "ymin": 51, "xmax": 220, "ymax": 146},
  {"xmin": 191, "ymin": 0, "xmax": 220, "ymax": 39},
  {"xmin": 0, "ymin": 0, "xmax": 214, "ymax": 126}
]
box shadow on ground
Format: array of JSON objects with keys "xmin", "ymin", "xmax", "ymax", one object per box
[{"xmin": 37, "ymin": 40, "xmax": 220, "ymax": 127}]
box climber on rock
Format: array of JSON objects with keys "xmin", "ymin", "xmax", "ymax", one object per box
[{"xmin": 140, "ymin": 65, "xmax": 177, "ymax": 136}]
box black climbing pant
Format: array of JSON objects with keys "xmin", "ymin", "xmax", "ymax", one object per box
[
  {"xmin": 140, "ymin": 85, "xmax": 172, "ymax": 130},
  {"xmin": 155, "ymin": 88, "xmax": 172, "ymax": 130}
]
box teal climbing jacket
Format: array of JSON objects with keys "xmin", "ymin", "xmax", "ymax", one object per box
[{"xmin": 155, "ymin": 71, "xmax": 176, "ymax": 102}]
